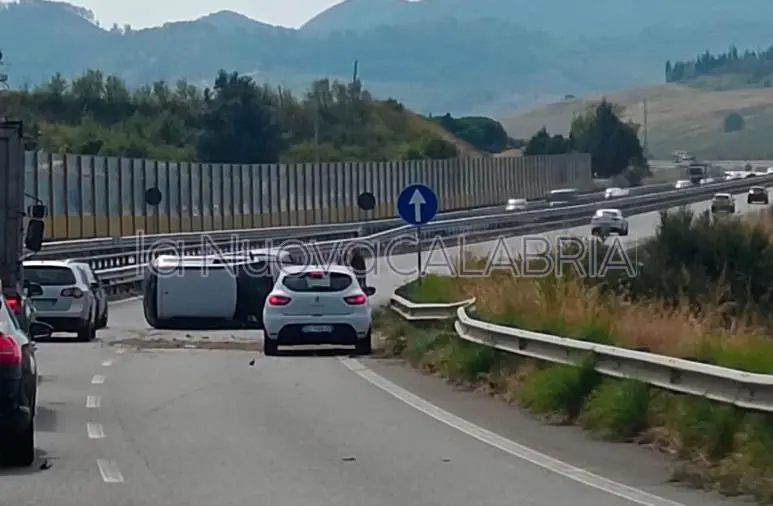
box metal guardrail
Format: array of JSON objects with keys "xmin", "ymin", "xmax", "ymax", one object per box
[
  {"xmin": 38, "ymin": 174, "xmax": 773, "ymax": 297},
  {"xmin": 387, "ymin": 296, "xmax": 773, "ymax": 413},
  {"xmin": 389, "ymin": 293, "xmax": 475, "ymax": 321}
]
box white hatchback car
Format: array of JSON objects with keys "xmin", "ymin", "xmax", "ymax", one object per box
[{"xmin": 262, "ymin": 265, "xmax": 375, "ymax": 356}]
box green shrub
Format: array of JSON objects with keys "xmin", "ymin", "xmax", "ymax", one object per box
[
  {"xmin": 517, "ymin": 358, "xmax": 601, "ymax": 417},
  {"xmin": 579, "ymin": 379, "xmax": 650, "ymax": 439}
]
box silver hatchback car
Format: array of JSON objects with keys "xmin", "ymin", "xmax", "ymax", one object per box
[{"xmin": 22, "ymin": 260, "xmax": 99, "ymax": 341}]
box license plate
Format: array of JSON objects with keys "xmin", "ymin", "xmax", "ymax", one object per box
[
  {"xmin": 32, "ymin": 299, "xmax": 56, "ymax": 308},
  {"xmin": 302, "ymin": 325, "xmax": 332, "ymax": 333}
]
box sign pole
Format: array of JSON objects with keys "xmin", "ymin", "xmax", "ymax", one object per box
[{"xmin": 416, "ymin": 225, "xmax": 422, "ymax": 285}]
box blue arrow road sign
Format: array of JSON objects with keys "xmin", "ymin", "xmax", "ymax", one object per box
[{"xmin": 397, "ymin": 184, "xmax": 438, "ymax": 226}]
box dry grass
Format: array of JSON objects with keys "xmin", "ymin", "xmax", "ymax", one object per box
[
  {"xmin": 500, "ymin": 83, "xmax": 773, "ymax": 160},
  {"xmin": 410, "ymin": 270, "xmax": 773, "ymax": 373}
]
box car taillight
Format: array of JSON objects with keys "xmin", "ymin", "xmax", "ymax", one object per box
[
  {"xmin": 344, "ymin": 294, "xmax": 367, "ymax": 305},
  {"xmin": 5, "ymin": 295, "xmax": 21, "ymax": 315},
  {"xmin": 61, "ymin": 287, "xmax": 84, "ymax": 298},
  {"xmin": 267, "ymin": 295, "xmax": 291, "ymax": 306},
  {"xmin": 0, "ymin": 333, "xmax": 21, "ymax": 366},
  {"xmin": 307, "ymin": 271, "xmax": 325, "ymax": 278}
]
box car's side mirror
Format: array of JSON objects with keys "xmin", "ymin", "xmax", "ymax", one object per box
[
  {"xmin": 25, "ymin": 282, "xmax": 43, "ymax": 297},
  {"xmin": 29, "ymin": 321, "xmax": 53, "ymax": 340},
  {"xmin": 364, "ymin": 286, "xmax": 376, "ymax": 296}
]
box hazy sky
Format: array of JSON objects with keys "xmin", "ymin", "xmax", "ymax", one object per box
[{"xmin": 71, "ymin": 0, "xmax": 346, "ymax": 29}]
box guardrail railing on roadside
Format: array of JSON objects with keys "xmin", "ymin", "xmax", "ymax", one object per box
[
  {"xmin": 389, "ymin": 293, "xmax": 475, "ymax": 321},
  {"xmin": 388, "ymin": 294, "xmax": 773, "ymax": 413}
]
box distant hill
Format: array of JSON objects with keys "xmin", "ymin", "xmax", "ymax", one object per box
[
  {"xmin": 501, "ymin": 84, "xmax": 773, "ymax": 160},
  {"xmin": 5, "ymin": 0, "xmax": 773, "ymax": 114},
  {"xmin": 302, "ymin": 0, "xmax": 773, "ymax": 40}
]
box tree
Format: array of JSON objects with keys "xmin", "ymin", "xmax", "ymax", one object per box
[
  {"xmin": 523, "ymin": 127, "xmax": 571, "ymax": 155},
  {"xmin": 196, "ymin": 70, "xmax": 283, "ymax": 164},
  {"xmin": 723, "ymin": 111, "xmax": 745, "ymax": 133},
  {"xmin": 570, "ymin": 100, "xmax": 645, "ymax": 178},
  {"xmin": 431, "ymin": 114, "xmax": 509, "ymax": 153}
]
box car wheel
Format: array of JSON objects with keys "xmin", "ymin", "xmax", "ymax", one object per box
[
  {"xmin": 96, "ymin": 309, "xmax": 108, "ymax": 329},
  {"xmin": 355, "ymin": 330, "xmax": 372, "ymax": 356},
  {"xmin": 620, "ymin": 227, "xmax": 629, "ymax": 236},
  {"xmin": 77, "ymin": 317, "xmax": 96, "ymax": 342},
  {"xmin": 4, "ymin": 417, "xmax": 35, "ymax": 467},
  {"xmin": 263, "ymin": 337, "xmax": 278, "ymax": 356}
]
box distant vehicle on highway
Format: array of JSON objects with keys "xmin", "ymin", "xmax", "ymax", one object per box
[
  {"xmin": 699, "ymin": 177, "xmax": 716, "ymax": 185},
  {"xmin": 674, "ymin": 179, "xmax": 692, "ymax": 189},
  {"xmin": 262, "ymin": 264, "xmax": 375, "ymax": 356},
  {"xmin": 546, "ymin": 188, "xmax": 579, "ymax": 207},
  {"xmin": 604, "ymin": 187, "xmax": 629, "ymax": 199},
  {"xmin": 590, "ymin": 208, "xmax": 629, "ymax": 236},
  {"xmin": 504, "ymin": 198, "xmax": 527, "ymax": 211},
  {"xmin": 686, "ymin": 162, "xmax": 708, "ymax": 184},
  {"xmin": 748, "ymin": 186, "xmax": 769, "ymax": 205},
  {"xmin": 0, "ymin": 280, "xmax": 51, "ymax": 466},
  {"xmin": 143, "ymin": 249, "xmax": 298, "ymax": 329},
  {"xmin": 22, "ymin": 260, "xmax": 100, "ymax": 341},
  {"xmin": 710, "ymin": 193, "xmax": 736, "ymax": 214}
]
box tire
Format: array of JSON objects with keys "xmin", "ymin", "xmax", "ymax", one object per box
[
  {"xmin": 96, "ymin": 308, "xmax": 108, "ymax": 329},
  {"xmin": 591, "ymin": 228, "xmax": 599, "ymax": 236},
  {"xmin": 263, "ymin": 337, "xmax": 278, "ymax": 356},
  {"xmin": 355, "ymin": 330, "xmax": 372, "ymax": 356},
  {"xmin": 620, "ymin": 227, "xmax": 628, "ymax": 236},
  {"xmin": 4, "ymin": 417, "xmax": 35, "ymax": 467},
  {"xmin": 77, "ymin": 316, "xmax": 96, "ymax": 342}
]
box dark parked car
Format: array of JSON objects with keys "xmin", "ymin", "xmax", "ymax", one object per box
[
  {"xmin": 0, "ymin": 287, "xmax": 52, "ymax": 466},
  {"xmin": 4, "ymin": 280, "xmax": 44, "ymax": 336},
  {"xmin": 747, "ymin": 186, "xmax": 769, "ymax": 204}
]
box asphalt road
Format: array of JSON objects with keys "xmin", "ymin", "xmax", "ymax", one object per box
[{"xmin": 1, "ymin": 192, "xmax": 761, "ymax": 506}]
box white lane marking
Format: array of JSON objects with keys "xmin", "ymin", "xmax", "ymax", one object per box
[
  {"xmin": 87, "ymin": 422, "xmax": 105, "ymax": 439},
  {"xmin": 86, "ymin": 395, "xmax": 101, "ymax": 408},
  {"xmin": 101, "ymin": 359, "xmax": 113, "ymax": 367},
  {"xmin": 96, "ymin": 459, "xmax": 124, "ymax": 483},
  {"xmin": 91, "ymin": 374, "xmax": 105, "ymax": 385},
  {"xmin": 340, "ymin": 357, "xmax": 686, "ymax": 506},
  {"xmin": 115, "ymin": 348, "xmax": 126, "ymax": 355}
]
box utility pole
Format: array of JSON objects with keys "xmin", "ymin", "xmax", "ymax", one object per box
[
  {"xmin": 313, "ymin": 97, "xmax": 319, "ymax": 164},
  {"xmin": 643, "ymin": 98, "xmax": 649, "ymax": 155}
]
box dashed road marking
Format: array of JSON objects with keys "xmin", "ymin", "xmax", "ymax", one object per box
[
  {"xmin": 96, "ymin": 459, "xmax": 124, "ymax": 483},
  {"xmin": 340, "ymin": 357, "xmax": 686, "ymax": 506},
  {"xmin": 101, "ymin": 359, "xmax": 113, "ymax": 367},
  {"xmin": 115, "ymin": 348, "xmax": 126, "ymax": 355},
  {"xmin": 91, "ymin": 374, "xmax": 105, "ymax": 385},
  {"xmin": 86, "ymin": 395, "xmax": 101, "ymax": 408},
  {"xmin": 86, "ymin": 422, "xmax": 105, "ymax": 439}
]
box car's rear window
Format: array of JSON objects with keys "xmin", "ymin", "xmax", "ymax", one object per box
[
  {"xmin": 281, "ymin": 272, "xmax": 353, "ymax": 292},
  {"xmin": 24, "ymin": 266, "xmax": 76, "ymax": 286},
  {"xmin": 714, "ymin": 195, "xmax": 730, "ymax": 201},
  {"xmin": 752, "ymin": 188, "xmax": 765, "ymax": 193}
]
